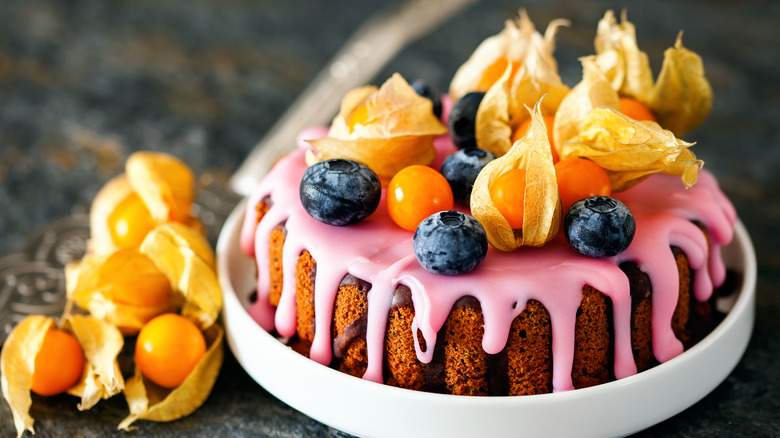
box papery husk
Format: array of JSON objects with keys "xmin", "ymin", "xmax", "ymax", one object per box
[
  {"xmin": 118, "ymin": 324, "xmax": 223, "ymax": 430},
  {"xmin": 139, "ymin": 223, "xmax": 222, "ymax": 330},
  {"xmin": 306, "ymin": 73, "xmax": 446, "ymax": 183},
  {"xmin": 0, "ymin": 315, "xmax": 53, "ymax": 438},
  {"xmin": 66, "ymin": 249, "xmax": 176, "ymax": 335},
  {"xmin": 560, "ymin": 107, "xmax": 703, "ymax": 191},
  {"xmin": 593, "ymin": 10, "xmax": 655, "ymax": 105},
  {"xmin": 63, "ymin": 315, "xmax": 125, "ymax": 410},
  {"xmin": 475, "ymin": 46, "xmax": 570, "ymax": 157},
  {"xmin": 553, "ymin": 56, "xmax": 621, "ymax": 151},
  {"xmin": 650, "ymin": 33, "xmax": 713, "ymax": 137},
  {"xmin": 89, "ymin": 175, "xmax": 136, "ymax": 255},
  {"xmin": 471, "ymin": 101, "xmax": 561, "ymax": 251},
  {"xmin": 126, "ymin": 151, "xmax": 195, "ymax": 224},
  {"xmin": 555, "ymin": 11, "xmax": 712, "ymax": 145},
  {"xmin": 88, "ymin": 155, "xmax": 203, "ymax": 255},
  {"xmin": 450, "ymin": 10, "xmax": 569, "ymax": 102}
]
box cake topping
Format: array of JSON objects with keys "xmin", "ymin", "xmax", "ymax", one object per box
[
  {"xmin": 413, "ymin": 210, "xmax": 488, "ymax": 275},
  {"xmin": 470, "ymin": 101, "xmax": 562, "ymax": 250},
  {"xmin": 299, "ymin": 158, "xmax": 382, "ymax": 226},
  {"xmin": 439, "ymin": 147, "xmax": 497, "ymax": 206},
  {"xmin": 306, "ymin": 73, "xmax": 447, "ymax": 184},
  {"xmin": 386, "ymin": 165, "xmax": 454, "ymax": 231},
  {"xmin": 409, "ymin": 79, "xmax": 443, "ymax": 119},
  {"xmin": 554, "ymin": 157, "xmax": 612, "ymax": 212},
  {"xmin": 564, "ymin": 196, "xmax": 636, "ymax": 258},
  {"xmin": 463, "ymin": 11, "xmax": 569, "ymax": 158},
  {"xmin": 554, "ymin": 10, "xmax": 712, "ymax": 148},
  {"xmin": 561, "ymin": 107, "xmax": 703, "ymax": 191},
  {"xmin": 448, "ymin": 91, "xmax": 485, "ymax": 150}
]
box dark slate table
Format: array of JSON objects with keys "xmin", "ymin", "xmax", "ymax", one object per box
[{"xmin": 1, "ymin": 0, "xmax": 778, "ymax": 436}]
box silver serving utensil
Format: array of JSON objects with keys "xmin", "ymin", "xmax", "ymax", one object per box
[{"xmin": 0, "ymin": 0, "xmax": 475, "ymax": 343}]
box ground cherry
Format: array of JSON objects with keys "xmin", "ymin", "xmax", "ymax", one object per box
[
  {"xmin": 31, "ymin": 329, "xmax": 85, "ymax": 396},
  {"xmin": 489, "ymin": 168, "xmax": 527, "ymax": 229},
  {"xmin": 134, "ymin": 313, "xmax": 206, "ymax": 389},
  {"xmin": 475, "ymin": 56, "xmax": 522, "ymax": 92},
  {"xmin": 555, "ymin": 158, "xmax": 612, "ymax": 212},
  {"xmin": 108, "ymin": 192, "xmax": 155, "ymax": 248},
  {"xmin": 512, "ymin": 114, "xmax": 559, "ymax": 163},
  {"xmin": 619, "ymin": 97, "xmax": 656, "ymax": 122},
  {"xmin": 387, "ymin": 165, "xmax": 454, "ymax": 231}
]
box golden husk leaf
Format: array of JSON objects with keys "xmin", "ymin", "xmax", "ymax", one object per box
[
  {"xmin": 139, "ymin": 223, "xmax": 222, "ymax": 329},
  {"xmin": 471, "ymin": 100, "xmax": 561, "ymax": 250},
  {"xmin": 553, "ymin": 56, "xmax": 621, "ymax": 150},
  {"xmin": 89, "ymin": 175, "xmax": 135, "ymax": 255},
  {"xmin": 449, "ymin": 10, "xmax": 570, "ymax": 102},
  {"xmin": 63, "ymin": 315, "xmax": 125, "ymax": 410},
  {"xmin": 306, "ymin": 73, "xmax": 446, "ymax": 183},
  {"xmin": 650, "ymin": 33, "xmax": 713, "ymax": 136},
  {"xmin": 0, "ymin": 315, "xmax": 53, "ymax": 438},
  {"xmin": 88, "ymin": 153, "xmax": 203, "ymax": 255},
  {"xmin": 66, "ymin": 249, "xmax": 177, "ymax": 335},
  {"xmin": 560, "ymin": 107, "xmax": 703, "ymax": 191},
  {"xmin": 118, "ymin": 324, "xmax": 224, "ymax": 430},
  {"xmin": 593, "ymin": 10, "xmax": 655, "ymax": 104},
  {"xmin": 126, "ymin": 151, "xmax": 195, "ymax": 224},
  {"xmin": 555, "ymin": 11, "xmax": 712, "ymax": 146}
]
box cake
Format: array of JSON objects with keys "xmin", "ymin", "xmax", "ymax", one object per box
[{"xmin": 237, "ymin": 11, "xmax": 737, "ymax": 396}]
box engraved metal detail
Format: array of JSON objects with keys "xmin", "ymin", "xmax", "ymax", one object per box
[{"xmin": 0, "ymin": 181, "xmax": 240, "ymax": 344}]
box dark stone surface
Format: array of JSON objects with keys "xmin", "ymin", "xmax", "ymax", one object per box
[{"xmin": 1, "ymin": 0, "xmax": 778, "ymax": 436}]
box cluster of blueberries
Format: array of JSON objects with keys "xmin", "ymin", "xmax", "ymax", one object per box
[{"xmin": 298, "ymin": 81, "xmax": 635, "ymax": 276}]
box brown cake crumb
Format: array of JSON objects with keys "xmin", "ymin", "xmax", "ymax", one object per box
[
  {"xmin": 442, "ymin": 297, "xmax": 488, "ymax": 396},
  {"xmin": 384, "ymin": 286, "xmax": 426, "ymax": 390},
  {"xmin": 295, "ymin": 250, "xmax": 316, "ymax": 345},
  {"xmin": 506, "ymin": 300, "xmax": 553, "ymax": 395},
  {"xmin": 572, "ymin": 286, "xmax": 612, "ymax": 388}
]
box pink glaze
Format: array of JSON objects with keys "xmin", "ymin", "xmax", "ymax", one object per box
[{"xmin": 239, "ymin": 149, "xmax": 736, "ymax": 392}]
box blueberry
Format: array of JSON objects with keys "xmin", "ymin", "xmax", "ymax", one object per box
[
  {"xmin": 564, "ymin": 196, "xmax": 636, "ymax": 258},
  {"xmin": 410, "ymin": 79, "xmax": 442, "ymax": 119},
  {"xmin": 413, "ymin": 210, "xmax": 488, "ymax": 275},
  {"xmin": 440, "ymin": 148, "xmax": 496, "ymax": 206},
  {"xmin": 299, "ymin": 159, "xmax": 381, "ymax": 226},
  {"xmin": 448, "ymin": 91, "xmax": 485, "ymax": 149}
]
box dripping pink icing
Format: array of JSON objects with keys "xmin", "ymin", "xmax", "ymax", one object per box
[{"xmin": 239, "ymin": 138, "xmax": 736, "ymax": 393}]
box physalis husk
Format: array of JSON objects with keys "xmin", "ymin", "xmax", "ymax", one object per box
[
  {"xmin": 554, "ymin": 10, "xmax": 712, "ymax": 148},
  {"xmin": 89, "ymin": 151, "xmax": 202, "ymax": 255},
  {"xmin": 471, "ymin": 100, "xmax": 561, "ymax": 251},
  {"xmin": 66, "ymin": 248, "xmax": 178, "ymax": 335},
  {"xmin": 139, "ymin": 223, "xmax": 222, "ymax": 330},
  {"xmin": 118, "ymin": 323, "xmax": 223, "ymax": 430},
  {"xmin": 561, "ymin": 107, "xmax": 703, "ymax": 191},
  {"xmin": 0, "ymin": 315, "xmax": 124, "ymax": 438},
  {"xmin": 306, "ymin": 73, "xmax": 446, "ymax": 184}
]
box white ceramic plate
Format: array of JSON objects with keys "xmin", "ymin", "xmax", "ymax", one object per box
[{"xmin": 217, "ymin": 200, "xmax": 756, "ymax": 438}]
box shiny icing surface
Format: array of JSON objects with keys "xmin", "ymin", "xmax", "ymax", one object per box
[{"xmin": 239, "ymin": 134, "xmax": 736, "ymax": 393}]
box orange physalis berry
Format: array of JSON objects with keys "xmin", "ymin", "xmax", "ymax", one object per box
[
  {"xmin": 554, "ymin": 158, "xmax": 612, "ymax": 212},
  {"xmin": 134, "ymin": 313, "xmax": 206, "ymax": 389},
  {"xmin": 387, "ymin": 165, "xmax": 454, "ymax": 231},
  {"xmin": 475, "ymin": 57, "xmax": 522, "ymax": 92},
  {"xmin": 512, "ymin": 114, "xmax": 559, "ymax": 163},
  {"xmin": 108, "ymin": 192, "xmax": 155, "ymax": 248},
  {"xmin": 31, "ymin": 329, "xmax": 85, "ymax": 396},
  {"xmin": 619, "ymin": 97, "xmax": 656, "ymax": 122},
  {"xmin": 489, "ymin": 168, "xmax": 527, "ymax": 229}
]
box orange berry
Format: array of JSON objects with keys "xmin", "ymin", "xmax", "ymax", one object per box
[
  {"xmin": 489, "ymin": 168, "xmax": 527, "ymax": 229},
  {"xmin": 475, "ymin": 57, "xmax": 522, "ymax": 92},
  {"xmin": 108, "ymin": 193, "xmax": 155, "ymax": 248},
  {"xmin": 387, "ymin": 165, "xmax": 454, "ymax": 231},
  {"xmin": 31, "ymin": 329, "xmax": 85, "ymax": 396},
  {"xmin": 512, "ymin": 114, "xmax": 559, "ymax": 163},
  {"xmin": 134, "ymin": 314, "xmax": 206, "ymax": 389},
  {"xmin": 619, "ymin": 97, "xmax": 656, "ymax": 122},
  {"xmin": 554, "ymin": 158, "xmax": 612, "ymax": 212}
]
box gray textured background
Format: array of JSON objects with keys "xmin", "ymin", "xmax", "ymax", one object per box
[{"xmin": 1, "ymin": 0, "xmax": 778, "ymax": 436}]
